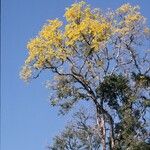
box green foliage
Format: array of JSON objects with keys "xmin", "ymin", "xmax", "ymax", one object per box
[
  {"xmin": 96, "ymin": 74, "xmax": 130, "ymax": 110},
  {"xmin": 96, "ymin": 74, "xmax": 150, "ymax": 149}
]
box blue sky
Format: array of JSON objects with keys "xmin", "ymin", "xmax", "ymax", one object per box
[{"xmin": 1, "ymin": 0, "xmax": 150, "ymax": 150}]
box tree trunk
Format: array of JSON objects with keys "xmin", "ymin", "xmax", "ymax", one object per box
[
  {"xmin": 94, "ymin": 99, "xmax": 115, "ymax": 150},
  {"xmin": 110, "ymin": 122, "xmax": 115, "ymax": 150},
  {"xmin": 100, "ymin": 114, "xmax": 106, "ymax": 150},
  {"xmin": 96, "ymin": 106, "xmax": 106, "ymax": 150}
]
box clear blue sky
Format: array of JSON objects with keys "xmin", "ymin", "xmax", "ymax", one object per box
[{"xmin": 1, "ymin": 0, "xmax": 150, "ymax": 150}]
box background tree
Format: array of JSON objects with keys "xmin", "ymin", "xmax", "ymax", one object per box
[
  {"xmin": 49, "ymin": 109, "xmax": 101, "ymax": 150},
  {"xmin": 20, "ymin": 1, "xmax": 150, "ymax": 150}
]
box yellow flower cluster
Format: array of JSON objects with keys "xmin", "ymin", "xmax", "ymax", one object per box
[
  {"xmin": 144, "ymin": 27, "xmax": 150, "ymax": 37},
  {"xmin": 65, "ymin": 1, "xmax": 85, "ymax": 22},
  {"xmin": 117, "ymin": 3, "xmax": 132, "ymax": 14},
  {"xmin": 21, "ymin": 1, "xmax": 147, "ymax": 82},
  {"xmin": 24, "ymin": 1, "xmax": 112, "ymax": 71},
  {"xmin": 64, "ymin": 1, "xmax": 111, "ymax": 50},
  {"xmin": 115, "ymin": 4, "xmax": 144, "ymax": 36},
  {"xmin": 25, "ymin": 19, "xmax": 69, "ymax": 69},
  {"xmin": 125, "ymin": 13, "xmax": 143, "ymax": 26},
  {"xmin": 20, "ymin": 65, "xmax": 32, "ymax": 82}
]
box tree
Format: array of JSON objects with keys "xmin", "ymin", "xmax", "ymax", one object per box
[
  {"xmin": 20, "ymin": 1, "xmax": 150, "ymax": 150},
  {"xmin": 49, "ymin": 109, "xmax": 101, "ymax": 150}
]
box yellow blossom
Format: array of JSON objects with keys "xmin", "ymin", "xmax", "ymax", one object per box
[
  {"xmin": 20, "ymin": 65, "xmax": 32, "ymax": 81},
  {"xmin": 144, "ymin": 27, "xmax": 150, "ymax": 37},
  {"xmin": 64, "ymin": 1, "xmax": 85, "ymax": 22},
  {"xmin": 20, "ymin": 1, "xmax": 148, "ymax": 82},
  {"xmin": 64, "ymin": 2, "xmax": 111, "ymax": 50},
  {"xmin": 125, "ymin": 13, "xmax": 143, "ymax": 25},
  {"xmin": 115, "ymin": 4, "xmax": 145, "ymax": 37},
  {"xmin": 117, "ymin": 3, "xmax": 132, "ymax": 14},
  {"xmin": 24, "ymin": 19, "xmax": 67, "ymax": 69}
]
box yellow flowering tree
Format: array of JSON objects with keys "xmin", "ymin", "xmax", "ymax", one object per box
[{"xmin": 20, "ymin": 1, "xmax": 150, "ymax": 150}]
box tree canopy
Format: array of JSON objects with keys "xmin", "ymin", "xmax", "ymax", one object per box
[{"xmin": 20, "ymin": 1, "xmax": 150, "ymax": 150}]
